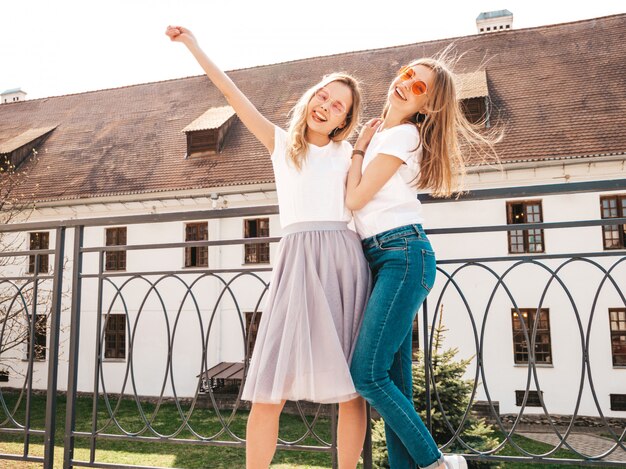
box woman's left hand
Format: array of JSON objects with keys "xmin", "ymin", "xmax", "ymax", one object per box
[{"xmin": 354, "ymin": 118, "xmax": 382, "ymax": 152}]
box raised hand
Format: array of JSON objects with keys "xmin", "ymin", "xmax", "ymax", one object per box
[
  {"xmin": 165, "ymin": 25, "xmax": 197, "ymax": 47},
  {"xmin": 355, "ymin": 118, "xmax": 382, "ymax": 152}
]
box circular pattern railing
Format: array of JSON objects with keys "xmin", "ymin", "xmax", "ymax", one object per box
[
  {"xmin": 2, "ymin": 217, "xmax": 626, "ymax": 468},
  {"xmin": 86, "ymin": 268, "xmax": 334, "ymax": 450},
  {"xmin": 427, "ymin": 255, "xmax": 626, "ymax": 464}
]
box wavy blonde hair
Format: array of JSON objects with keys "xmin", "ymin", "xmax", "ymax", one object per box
[
  {"xmin": 286, "ymin": 73, "xmax": 362, "ymax": 170},
  {"xmin": 382, "ymin": 55, "xmax": 501, "ymax": 197}
]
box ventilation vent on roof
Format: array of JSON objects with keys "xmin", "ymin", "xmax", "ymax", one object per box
[
  {"xmin": 476, "ymin": 10, "xmax": 513, "ymax": 34},
  {"xmin": 457, "ymin": 71, "xmax": 491, "ymax": 127},
  {"xmin": 1, "ymin": 88, "xmax": 27, "ymax": 104},
  {"xmin": 182, "ymin": 106, "xmax": 237, "ymax": 158}
]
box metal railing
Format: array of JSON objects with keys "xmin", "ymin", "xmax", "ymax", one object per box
[{"xmin": 1, "ymin": 206, "xmax": 625, "ymax": 468}]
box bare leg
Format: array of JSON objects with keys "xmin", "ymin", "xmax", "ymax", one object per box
[
  {"xmin": 246, "ymin": 400, "xmax": 286, "ymax": 469},
  {"xmin": 337, "ymin": 396, "xmax": 367, "ymax": 469}
]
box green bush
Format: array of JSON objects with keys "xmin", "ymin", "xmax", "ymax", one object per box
[{"xmin": 371, "ymin": 418, "xmax": 390, "ymax": 468}]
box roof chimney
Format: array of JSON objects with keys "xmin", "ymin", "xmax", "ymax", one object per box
[
  {"xmin": 476, "ymin": 10, "xmax": 513, "ymax": 34},
  {"xmin": 1, "ymin": 88, "xmax": 27, "ymax": 104}
]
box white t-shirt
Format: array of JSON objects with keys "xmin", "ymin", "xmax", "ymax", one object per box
[
  {"xmin": 353, "ymin": 124, "xmax": 425, "ymax": 239},
  {"xmin": 271, "ymin": 126, "xmax": 352, "ymax": 229}
]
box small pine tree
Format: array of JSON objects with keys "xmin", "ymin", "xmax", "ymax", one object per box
[
  {"xmin": 371, "ymin": 418, "xmax": 390, "ymax": 468},
  {"xmin": 371, "ymin": 305, "xmax": 499, "ymax": 468}
]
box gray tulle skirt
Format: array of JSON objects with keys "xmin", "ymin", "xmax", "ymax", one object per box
[{"xmin": 241, "ymin": 221, "xmax": 371, "ymax": 404}]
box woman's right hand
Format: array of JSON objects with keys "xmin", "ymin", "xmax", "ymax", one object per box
[
  {"xmin": 354, "ymin": 118, "xmax": 382, "ymax": 152},
  {"xmin": 165, "ymin": 25, "xmax": 197, "ymax": 47}
]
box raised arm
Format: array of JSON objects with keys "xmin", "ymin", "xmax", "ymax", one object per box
[{"xmin": 166, "ymin": 26, "xmax": 275, "ymax": 153}]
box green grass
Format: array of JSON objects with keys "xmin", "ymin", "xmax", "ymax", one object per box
[
  {"xmin": 0, "ymin": 391, "xmax": 338, "ymax": 468},
  {"xmin": 0, "ymin": 391, "xmax": 594, "ymax": 468}
]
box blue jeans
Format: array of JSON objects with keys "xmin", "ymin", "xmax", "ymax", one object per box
[{"xmin": 351, "ymin": 224, "xmax": 443, "ymax": 469}]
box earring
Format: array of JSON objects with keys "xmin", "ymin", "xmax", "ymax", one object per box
[{"xmin": 329, "ymin": 127, "xmax": 340, "ymax": 138}]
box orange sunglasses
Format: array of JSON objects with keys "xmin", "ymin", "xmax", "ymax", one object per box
[{"xmin": 397, "ymin": 66, "xmax": 428, "ymax": 96}]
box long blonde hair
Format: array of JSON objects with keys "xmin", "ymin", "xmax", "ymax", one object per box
[
  {"xmin": 383, "ymin": 56, "xmax": 501, "ymax": 197},
  {"xmin": 286, "ymin": 73, "xmax": 362, "ymax": 170}
]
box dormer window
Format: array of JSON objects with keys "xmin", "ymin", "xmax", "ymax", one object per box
[
  {"xmin": 0, "ymin": 126, "xmax": 56, "ymax": 172},
  {"xmin": 457, "ymin": 71, "xmax": 490, "ymax": 127},
  {"xmin": 182, "ymin": 106, "xmax": 236, "ymax": 158}
]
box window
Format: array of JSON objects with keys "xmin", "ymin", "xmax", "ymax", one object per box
[
  {"xmin": 104, "ymin": 314, "xmax": 126, "ymax": 359},
  {"xmin": 512, "ymin": 308, "xmax": 552, "ymax": 364},
  {"xmin": 245, "ymin": 312, "xmax": 262, "ymax": 357},
  {"xmin": 185, "ymin": 222, "xmax": 208, "ymax": 268},
  {"xmin": 507, "ymin": 201, "xmax": 544, "ymax": 253},
  {"xmin": 29, "ymin": 232, "xmax": 49, "ymax": 273},
  {"xmin": 0, "ymin": 370, "xmax": 8, "ymax": 382},
  {"xmin": 1, "ymin": 154, "xmax": 11, "ymax": 171},
  {"xmin": 461, "ymin": 97, "xmax": 487, "ymax": 125},
  {"xmin": 610, "ymin": 394, "xmax": 626, "ymax": 411},
  {"xmin": 27, "ymin": 314, "xmax": 47, "ymax": 360},
  {"xmin": 600, "ymin": 195, "xmax": 626, "ymax": 249},
  {"xmin": 244, "ymin": 218, "xmax": 270, "ymax": 264},
  {"xmin": 610, "ymin": 308, "xmax": 626, "ymax": 366},
  {"xmin": 105, "ymin": 227, "xmax": 127, "ymax": 271},
  {"xmin": 187, "ymin": 131, "xmax": 220, "ymax": 155},
  {"xmin": 515, "ymin": 390, "xmax": 543, "ymax": 407}
]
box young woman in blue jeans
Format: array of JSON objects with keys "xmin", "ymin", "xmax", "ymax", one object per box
[{"xmin": 347, "ymin": 58, "xmax": 498, "ymax": 469}]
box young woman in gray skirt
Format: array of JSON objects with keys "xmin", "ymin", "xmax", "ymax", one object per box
[
  {"xmin": 346, "ymin": 59, "xmax": 498, "ymax": 469},
  {"xmin": 167, "ymin": 26, "xmax": 371, "ymax": 469}
]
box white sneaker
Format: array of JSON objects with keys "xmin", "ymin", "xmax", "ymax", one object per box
[{"xmin": 443, "ymin": 454, "xmax": 468, "ymax": 469}]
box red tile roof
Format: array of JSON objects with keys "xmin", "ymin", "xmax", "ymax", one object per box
[{"xmin": 1, "ymin": 14, "xmax": 624, "ymax": 203}]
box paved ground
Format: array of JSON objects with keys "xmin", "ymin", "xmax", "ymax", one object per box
[{"xmin": 519, "ymin": 431, "xmax": 626, "ymax": 462}]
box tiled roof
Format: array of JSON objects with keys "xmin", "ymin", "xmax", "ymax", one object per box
[
  {"xmin": 182, "ymin": 106, "xmax": 236, "ymax": 132},
  {"xmin": 457, "ymin": 71, "xmax": 488, "ymax": 100},
  {"xmin": 0, "ymin": 14, "xmax": 624, "ymax": 203},
  {"xmin": 0, "ymin": 126, "xmax": 57, "ymax": 154}
]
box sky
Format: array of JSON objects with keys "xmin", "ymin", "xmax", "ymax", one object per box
[{"xmin": 1, "ymin": 0, "xmax": 624, "ymax": 100}]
